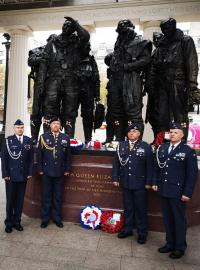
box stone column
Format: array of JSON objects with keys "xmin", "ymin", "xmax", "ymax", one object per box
[
  {"xmin": 141, "ymin": 20, "xmax": 161, "ymax": 40},
  {"xmin": 140, "ymin": 21, "xmax": 161, "ymax": 143},
  {"xmin": 5, "ymin": 26, "xmax": 32, "ymax": 136}
]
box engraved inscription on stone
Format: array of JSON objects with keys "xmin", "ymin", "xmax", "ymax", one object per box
[{"xmin": 65, "ymin": 172, "xmax": 121, "ymax": 197}]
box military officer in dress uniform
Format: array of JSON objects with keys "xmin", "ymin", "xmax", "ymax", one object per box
[
  {"xmin": 1, "ymin": 119, "xmax": 33, "ymax": 233},
  {"xmin": 152, "ymin": 122, "xmax": 198, "ymax": 259},
  {"xmin": 112, "ymin": 124, "xmax": 153, "ymax": 244},
  {"xmin": 37, "ymin": 116, "xmax": 71, "ymax": 228}
]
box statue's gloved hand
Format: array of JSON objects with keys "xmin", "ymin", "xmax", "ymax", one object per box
[
  {"xmin": 123, "ymin": 64, "xmax": 129, "ymax": 71},
  {"xmin": 189, "ymin": 82, "xmax": 198, "ymax": 92},
  {"xmin": 189, "ymin": 87, "xmax": 200, "ymax": 105},
  {"xmin": 64, "ymin": 17, "xmax": 78, "ymax": 29},
  {"xmin": 37, "ymin": 85, "xmax": 44, "ymax": 97},
  {"xmin": 123, "ymin": 58, "xmax": 137, "ymax": 71},
  {"xmin": 117, "ymin": 63, "xmax": 124, "ymax": 71}
]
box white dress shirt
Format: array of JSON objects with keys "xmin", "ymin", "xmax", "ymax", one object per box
[
  {"xmin": 168, "ymin": 141, "xmax": 181, "ymax": 154},
  {"xmin": 16, "ymin": 135, "xmax": 23, "ymax": 144}
]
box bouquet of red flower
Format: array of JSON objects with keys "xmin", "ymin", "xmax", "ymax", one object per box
[{"xmin": 100, "ymin": 210, "xmax": 124, "ymax": 233}]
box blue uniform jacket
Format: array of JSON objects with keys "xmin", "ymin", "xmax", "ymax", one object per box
[
  {"xmin": 153, "ymin": 142, "xmax": 198, "ymax": 198},
  {"xmin": 37, "ymin": 132, "xmax": 71, "ymax": 177},
  {"xmin": 1, "ymin": 135, "xmax": 33, "ymax": 182},
  {"xmin": 112, "ymin": 140, "xmax": 153, "ymax": 190}
]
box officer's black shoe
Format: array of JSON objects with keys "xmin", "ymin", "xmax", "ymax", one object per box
[
  {"xmin": 117, "ymin": 231, "xmax": 133, "ymax": 239},
  {"xmin": 53, "ymin": 221, "xmax": 64, "ymax": 228},
  {"xmin": 158, "ymin": 245, "xmax": 173, "ymax": 253},
  {"xmin": 5, "ymin": 227, "xmax": 12, "ymax": 233},
  {"xmin": 169, "ymin": 250, "xmax": 184, "ymax": 259},
  {"xmin": 40, "ymin": 221, "xmax": 49, "ymax": 228},
  {"xmin": 137, "ymin": 236, "xmax": 147, "ymax": 244},
  {"xmin": 13, "ymin": 224, "xmax": 24, "ymax": 231}
]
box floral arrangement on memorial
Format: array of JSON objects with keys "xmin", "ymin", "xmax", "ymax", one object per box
[
  {"xmin": 105, "ymin": 141, "xmax": 119, "ymax": 151},
  {"xmin": 80, "ymin": 205, "xmax": 102, "ymax": 230},
  {"xmin": 100, "ymin": 210, "xmax": 124, "ymax": 233},
  {"xmin": 70, "ymin": 139, "xmax": 84, "ymax": 151},
  {"xmin": 187, "ymin": 123, "xmax": 200, "ymax": 149},
  {"xmin": 86, "ymin": 140, "xmax": 102, "ymax": 149},
  {"xmin": 153, "ymin": 131, "xmax": 166, "ymax": 146}
]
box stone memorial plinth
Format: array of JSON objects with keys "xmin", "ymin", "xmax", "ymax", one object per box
[{"xmin": 23, "ymin": 149, "xmax": 200, "ymax": 232}]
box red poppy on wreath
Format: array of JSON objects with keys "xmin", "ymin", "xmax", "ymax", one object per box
[
  {"xmin": 86, "ymin": 140, "xmax": 102, "ymax": 149},
  {"xmin": 100, "ymin": 210, "xmax": 124, "ymax": 233},
  {"xmin": 70, "ymin": 139, "xmax": 84, "ymax": 152}
]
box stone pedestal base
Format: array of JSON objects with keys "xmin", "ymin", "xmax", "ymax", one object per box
[{"xmin": 23, "ymin": 150, "xmax": 200, "ymax": 232}]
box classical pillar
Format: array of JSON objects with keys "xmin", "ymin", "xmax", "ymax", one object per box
[
  {"xmin": 141, "ymin": 20, "xmax": 161, "ymax": 40},
  {"xmin": 5, "ymin": 26, "xmax": 32, "ymax": 136},
  {"xmin": 140, "ymin": 21, "xmax": 161, "ymax": 143}
]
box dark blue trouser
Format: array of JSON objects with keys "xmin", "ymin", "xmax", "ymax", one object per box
[
  {"xmin": 123, "ymin": 188, "xmax": 147, "ymax": 237},
  {"xmin": 5, "ymin": 181, "xmax": 27, "ymax": 228},
  {"xmin": 41, "ymin": 175, "xmax": 64, "ymax": 223},
  {"xmin": 161, "ymin": 196, "xmax": 187, "ymax": 252}
]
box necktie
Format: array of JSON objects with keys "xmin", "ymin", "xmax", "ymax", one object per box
[
  {"xmin": 169, "ymin": 145, "xmax": 174, "ymax": 154},
  {"xmin": 130, "ymin": 142, "xmax": 135, "ymax": 151},
  {"xmin": 19, "ymin": 136, "xmax": 22, "ymax": 144}
]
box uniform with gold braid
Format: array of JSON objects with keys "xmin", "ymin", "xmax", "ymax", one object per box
[{"xmin": 40, "ymin": 135, "xmax": 56, "ymax": 158}]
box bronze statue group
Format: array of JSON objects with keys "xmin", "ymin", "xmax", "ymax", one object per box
[
  {"xmin": 29, "ymin": 17, "xmax": 100, "ymax": 145},
  {"xmin": 1, "ymin": 17, "xmax": 199, "ymax": 260},
  {"xmin": 29, "ymin": 17, "xmax": 199, "ymax": 146}
]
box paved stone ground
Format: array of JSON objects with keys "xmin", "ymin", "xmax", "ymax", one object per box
[{"xmin": 0, "ymin": 179, "xmax": 199, "ymax": 270}]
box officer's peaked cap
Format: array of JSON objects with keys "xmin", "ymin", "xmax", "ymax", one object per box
[
  {"xmin": 49, "ymin": 116, "xmax": 61, "ymax": 125},
  {"xmin": 169, "ymin": 121, "xmax": 183, "ymax": 130},
  {"xmin": 14, "ymin": 119, "xmax": 24, "ymax": 126},
  {"xmin": 127, "ymin": 123, "xmax": 141, "ymax": 133}
]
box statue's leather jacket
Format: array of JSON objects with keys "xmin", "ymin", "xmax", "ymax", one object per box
[
  {"xmin": 152, "ymin": 29, "xmax": 198, "ymax": 87},
  {"xmin": 43, "ymin": 34, "xmax": 81, "ymax": 78},
  {"xmin": 77, "ymin": 55, "xmax": 100, "ymax": 98},
  {"xmin": 28, "ymin": 46, "xmax": 45, "ymax": 78},
  {"xmin": 110, "ymin": 32, "xmax": 152, "ymax": 75}
]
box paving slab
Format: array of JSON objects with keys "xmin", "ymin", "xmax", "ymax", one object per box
[
  {"xmin": 121, "ymin": 256, "xmax": 173, "ymax": 270},
  {"xmin": 0, "ymin": 257, "xmax": 59, "ymax": 270},
  {"xmin": 0, "ymin": 239, "xmax": 30, "ymax": 257},
  {"xmin": 83, "ymin": 251, "xmax": 121, "ymax": 270},
  {"xmin": 23, "ymin": 243, "xmax": 88, "ymax": 264},
  {"xmin": 50, "ymin": 230, "xmax": 100, "ymax": 251},
  {"xmin": 97, "ymin": 234, "xmax": 132, "ymax": 256}
]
